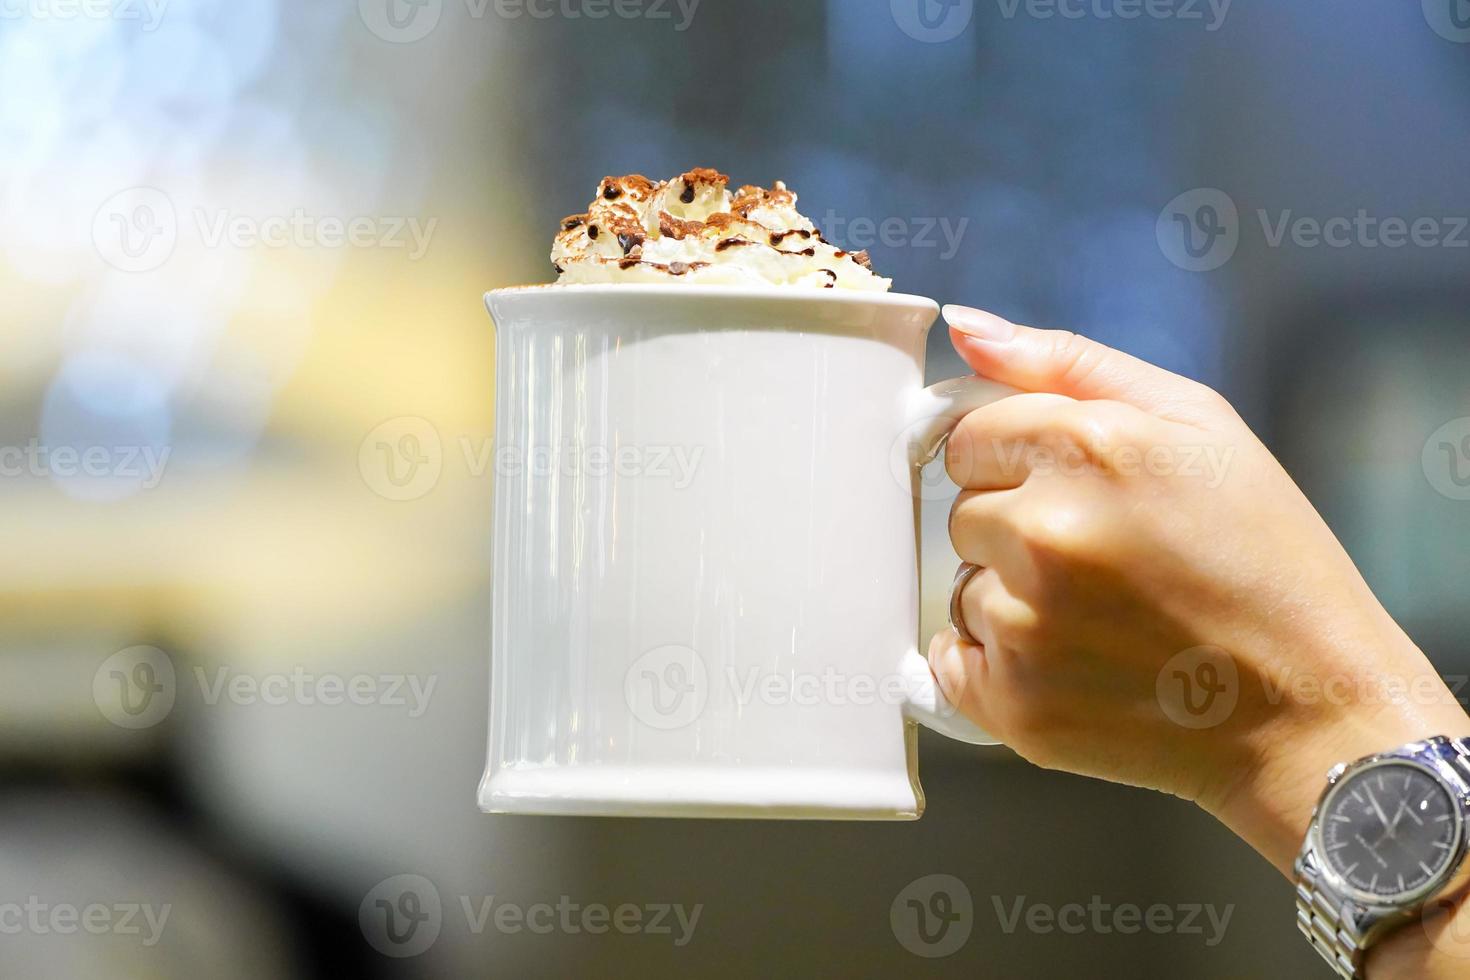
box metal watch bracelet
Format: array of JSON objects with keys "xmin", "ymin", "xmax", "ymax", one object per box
[{"xmin": 1294, "ymin": 737, "xmax": 1470, "ymax": 979}]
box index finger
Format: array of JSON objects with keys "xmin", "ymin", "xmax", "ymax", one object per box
[{"xmin": 944, "ymin": 391, "xmax": 1077, "ymax": 490}]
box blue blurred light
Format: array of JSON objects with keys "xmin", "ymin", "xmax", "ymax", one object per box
[{"xmin": 40, "ymin": 351, "xmax": 174, "ymax": 502}]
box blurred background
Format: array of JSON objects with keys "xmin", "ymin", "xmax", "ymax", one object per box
[{"xmin": 2, "ymin": 0, "xmax": 1469, "ymax": 976}]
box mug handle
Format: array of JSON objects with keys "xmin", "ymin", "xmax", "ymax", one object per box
[{"xmin": 898, "ymin": 374, "xmax": 1020, "ymax": 746}]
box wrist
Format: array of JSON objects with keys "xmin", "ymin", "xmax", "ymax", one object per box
[
  {"xmin": 1368, "ymin": 889, "xmax": 1470, "ymax": 979},
  {"xmin": 1205, "ymin": 704, "xmax": 1419, "ymax": 875},
  {"xmin": 1199, "ymin": 634, "xmax": 1469, "ymax": 876}
]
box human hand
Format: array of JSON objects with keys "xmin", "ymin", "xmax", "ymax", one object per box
[{"xmin": 927, "ymin": 305, "xmax": 1470, "ymax": 879}]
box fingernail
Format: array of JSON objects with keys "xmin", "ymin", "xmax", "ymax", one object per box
[
  {"xmin": 927, "ymin": 631, "xmax": 947, "ymax": 668},
  {"xmin": 927, "ymin": 632, "xmax": 962, "ymax": 700},
  {"xmin": 944, "ymin": 305, "xmax": 1017, "ymax": 343}
]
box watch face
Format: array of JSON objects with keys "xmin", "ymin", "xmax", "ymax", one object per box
[{"xmin": 1319, "ymin": 761, "xmax": 1462, "ymax": 903}]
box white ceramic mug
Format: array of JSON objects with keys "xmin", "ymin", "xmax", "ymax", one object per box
[{"xmin": 479, "ymin": 284, "xmax": 1013, "ymax": 819}]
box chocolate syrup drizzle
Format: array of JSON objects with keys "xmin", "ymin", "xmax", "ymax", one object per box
[{"xmin": 555, "ymin": 172, "xmax": 887, "ymax": 285}]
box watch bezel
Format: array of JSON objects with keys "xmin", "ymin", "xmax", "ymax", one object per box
[{"xmin": 1310, "ymin": 751, "xmax": 1469, "ymax": 909}]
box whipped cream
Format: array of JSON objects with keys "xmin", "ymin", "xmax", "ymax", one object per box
[{"xmin": 551, "ymin": 168, "xmax": 892, "ymax": 291}]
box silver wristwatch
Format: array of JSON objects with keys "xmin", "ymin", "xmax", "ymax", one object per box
[{"xmin": 1295, "ymin": 736, "xmax": 1470, "ymax": 978}]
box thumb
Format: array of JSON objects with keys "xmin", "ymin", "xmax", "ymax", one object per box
[{"xmin": 943, "ymin": 305, "xmax": 1224, "ymax": 424}]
